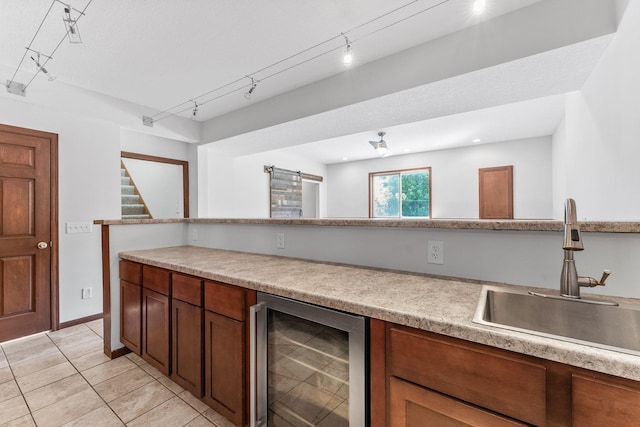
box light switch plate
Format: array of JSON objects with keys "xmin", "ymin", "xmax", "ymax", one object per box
[{"xmin": 66, "ymin": 222, "xmax": 93, "ymax": 234}]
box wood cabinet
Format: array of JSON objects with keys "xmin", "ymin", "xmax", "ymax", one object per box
[
  {"xmin": 203, "ymin": 279, "xmax": 256, "ymax": 427},
  {"xmin": 171, "ymin": 273, "xmax": 204, "ymax": 397},
  {"xmin": 572, "ymin": 373, "xmax": 640, "ymax": 426},
  {"xmin": 141, "ymin": 265, "xmax": 171, "ymax": 375},
  {"xmin": 388, "ymin": 325, "xmax": 546, "ymax": 426},
  {"xmin": 390, "ymin": 377, "xmax": 527, "ymax": 427},
  {"xmin": 385, "ymin": 323, "xmax": 640, "ymax": 427},
  {"xmin": 119, "ymin": 260, "xmax": 143, "ymax": 354}
]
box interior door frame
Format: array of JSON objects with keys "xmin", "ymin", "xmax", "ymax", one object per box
[
  {"xmin": 0, "ymin": 123, "xmax": 59, "ymax": 333},
  {"xmin": 121, "ymin": 151, "xmax": 189, "ymax": 218}
]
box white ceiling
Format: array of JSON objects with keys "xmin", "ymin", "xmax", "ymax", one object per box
[
  {"xmin": 286, "ymin": 94, "xmax": 567, "ymax": 164},
  {"xmin": 1, "ymin": 0, "xmax": 544, "ymax": 121},
  {"xmin": 1, "ymin": 0, "xmax": 617, "ymax": 166}
]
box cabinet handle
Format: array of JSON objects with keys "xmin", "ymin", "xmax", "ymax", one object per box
[{"xmin": 250, "ymin": 302, "xmax": 267, "ymax": 427}]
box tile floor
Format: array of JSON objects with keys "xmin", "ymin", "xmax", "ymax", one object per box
[{"xmin": 0, "ymin": 320, "xmax": 234, "ymax": 427}]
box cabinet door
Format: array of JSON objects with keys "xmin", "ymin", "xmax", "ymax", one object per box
[
  {"xmin": 142, "ymin": 288, "xmax": 170, "ymax": 375},
  {"xmin": 171, "ymin": 299, "xmax": 203, "ymax": 397},
  {"xmin": 390, "ymin": 377, "xmax": 527, "ymax": 427},
  {"xmin": 204, "ymin": 310, "xmax": 245, "ymax": 426},
  {"xmin": 120, "ymin": 280, "xmax": 142, "ymax": 354},
  {"xmin": 572, "ymin": 374, "xmax": 640, "ymax": 426}
]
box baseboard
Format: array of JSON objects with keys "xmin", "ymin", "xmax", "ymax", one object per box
[
  {"xmin": 58, "ymin": 313, "xmax": 103, "ymax": 330},
  {"xmin": 105, "ymin": 345, "xmax": 131, "ymax": 359}
]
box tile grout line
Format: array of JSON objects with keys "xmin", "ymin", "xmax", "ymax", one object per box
[
  {"xmin": 3, "ymin": 322, "xmax": 222, "ymax": 427},
  {"xmin": 40, "ymin": 324, "xmax": 130, "ymax": 427}
]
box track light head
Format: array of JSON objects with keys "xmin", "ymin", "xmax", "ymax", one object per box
[
  {"xmin": 244, "ymin": 77, "xmax": 258, "ymax": 100},
  {"xmin": 63, "ymin": 6, "xmax": 82, "ymax": 43},
  {"xmin": 30, "ymin": 53, "xmax": 56, "ymax": 81},
  {"xmin": 342, "ymin": 34, "xmax": 353, "ymax": 67},
  {"xmin": 472, "ymin": 0, "xmax": 486, "ymax": 14},
  {"xmin": 191, "ymin": 101, "xmax": 199, "ymax": 120}
]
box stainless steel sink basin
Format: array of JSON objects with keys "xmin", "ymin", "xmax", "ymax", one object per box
[{"xmin": 473, "ymin": 286, "xmax": 640, "ymax": 356}]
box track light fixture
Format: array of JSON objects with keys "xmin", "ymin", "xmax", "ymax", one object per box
[
  {"xmin": 62, "ymin": 4, "xmax": 82, "ymax": 43},
  {"xmin": 6, "ymin": 0, "xmax": 92, "ymax": 97},
  {"xmin": 191, "ymin": 101, "xmax": 199, "ymax": 120},
  {"xmin": 30, "ymin": 51, "xmax": 56, "ymax": 81},
  {"xmin": 244, "ymin": 77, "xmax": 258, "ymax": 100},
  {"xmin": 146, "ymin": 0, "xmax": 451, "ymax": 123},
  {"xmin": 472, "ymin": 0, "xmax": 486, "ymax": 14},
  {"xmin": 342, "ymin": 33, "xmax": 353, "ymax": 67}
]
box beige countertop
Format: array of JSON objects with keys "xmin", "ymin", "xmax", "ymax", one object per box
[
  {"xmin": 97, "ymin": 217, "xmax": 640, "ymax": 233},
  {"xmin": 119, "ymin": 245, "xmax": 640, "ymax": 381}
]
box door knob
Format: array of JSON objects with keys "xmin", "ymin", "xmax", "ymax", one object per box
[{"xmin": 37, "ymin": 242, "xmax": 48, "ymax": 249}]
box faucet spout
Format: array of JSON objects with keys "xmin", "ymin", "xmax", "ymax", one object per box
[
  {"xmin": 563, "ymin": 198, "xmax": 584, "ymax": 251},
  {"xmin": 559, "ymin": 199, "xmax": 611, "ymax": 299}
]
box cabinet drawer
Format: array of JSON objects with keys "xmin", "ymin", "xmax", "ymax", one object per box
[
  {"xmin": 120, "ymin": 260, "xmax": 142, "ymax": 285},
  {"xmin": 143, "ymin": 265, "xmax": 171, "ymax": 295},
  {"xmin": 204, "ymin": 280, "xmax": 246, "ymax": 321},
  {"xmin": 572, "ymin": 374, "xmax": 640, "ymax": 426},
  {"xmin": 390, "ymin": 377, "xmax": 527, "ymax": 427},
  {"xmin": 172, "ymin": 273, "xmax": 203, "ymax": 306},
  {"xmin": 389, "ymin": 325, "xmax": 546, "ymax": 426}
]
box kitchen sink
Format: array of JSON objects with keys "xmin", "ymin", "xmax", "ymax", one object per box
[{"xmin": 473, "ymin": 286, "xmax": 640, "ymax": 356}]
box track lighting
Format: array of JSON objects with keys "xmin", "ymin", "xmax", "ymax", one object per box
[
  {"xmin": 146, "ymin": 1, "xmax": 451, "ymax": 123},
  {"xmin": 30, "ymin": 52, "xmax": 56, "ymax": 81},
  {"xmin": 472, "ymin": 0, "xmax": 486, "ymax": 14},
  {"xmin": 191, "ymin": 101, "xmax": 198, "ymax": 120},
  {"xmin": 342, "ymin": 33, "xmax": 353, "ymax": 67},
  {"xmin": 62, "ymin": 5, "xmax": 82, "ymax": 43},
  {"xmin": 244, "ymin": 77, "xmax": 258, "ymax": 99}
]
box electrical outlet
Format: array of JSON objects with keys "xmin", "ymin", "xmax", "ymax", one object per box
[
  {"xmin": 66, "ymin": 222, "xmax": 93, "ymax": 234},
  {"xmin": 276, "ymin": 232, "xmax": 285, "ymax": 249},
  {"xmin": 81, "ymin": 288, "xmax": 92, "ymax": 299},
  {"xmin": 428, "ymin": 240, "xmax": 444, "ymax": 265}
]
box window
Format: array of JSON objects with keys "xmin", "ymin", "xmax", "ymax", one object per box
[{"xmin": 369, "ymin": 168, "xmax": 431, "ymax": 218}]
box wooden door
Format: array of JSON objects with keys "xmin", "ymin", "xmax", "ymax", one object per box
[
  {"xmin": 120, "ymin": 279, "xmax": 142, "ymax": 354},
  {"xmin": 479, "ymin": 166, "xmax": 513, "ymax": 219},
  {"xmin": 142, "ymin": 288, "xmax": 170, "ymax": 375},
  {"xmin": 171, "ymin": 299, "xmax": 203, "ymax": 396},
  {"xmin": 0, "ymin": 124, "xmax": 56, "ymax": 342},
  {"xmin": 204, "ymin": 310, "xmax": 245, "ymax": 426}
]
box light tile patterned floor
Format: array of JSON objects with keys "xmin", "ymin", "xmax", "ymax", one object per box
[{"xmin": 0, "ymin": 320, "xmax": 234, "ymax": 427}]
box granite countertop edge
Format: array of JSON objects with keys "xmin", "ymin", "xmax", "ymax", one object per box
[
  {"xmin": 94, "ymin": 217, "xmax": 640, "ymax": 233},
  {"xmin": 118, "ymin": 245, "xmax": 640, "ymax": 381}
]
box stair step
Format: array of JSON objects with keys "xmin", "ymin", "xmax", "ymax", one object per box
[
  {"xmin": 122, "ymin": 214, "xmax": 151, "ymax": 220},
  {"xmin": 121, "ymin": 177, "xmax": 131, "ymax": 185},
  {"xmin": 121, "ymin": 195, "xmax": 140, "ymax": 204},
  {"xmin": 122, "ymin": 204, "xmax": 146, "ymax": 215},
  {"xmin": 121, "ymin": 185, "xmax": 135, "ymax": 195},
  {"xmin": 121, "ymin": 168, "xmax": 126, "ymax": 177}
]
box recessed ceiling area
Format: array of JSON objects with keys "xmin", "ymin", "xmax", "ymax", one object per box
[{"xmin": 286, "ymin": 94, "xmax": 567, "ymax": 164}]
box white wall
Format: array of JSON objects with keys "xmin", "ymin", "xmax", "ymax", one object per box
[
  {"xmin": 186, "ymin": 222, "xmax": 640, "ymax": 300},
  {"xmin": 327, "ymin": 137, "xmax": 552, "ymax": 219},
  {"xmin": 205, "ymin": 146, "xmax": 327, "ymax": 218},
  {"xmin": 106, "ymin": 223, "xmax": 187, "ymax": 351},
  {"xmin": 0, "ymin": 75, "xmax": 199, "ymax": 324},
  {"xmin": 121, "ymin": 129, "xmax": 199, "ymax": 218},
  {"xmin": 554, "ymin": 0, "xmax": 640, "ymax": 220},
  {"xmin": 122, "ymin": 158, "xmax": 184, "ymax": 218},
  {"xmin": 0, "ymin": 96, "xmax": 120, "ymax": 323}
]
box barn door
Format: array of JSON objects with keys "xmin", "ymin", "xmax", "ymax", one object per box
[{"xmin": 0, "ymin": 124, "xmax": 57, "ymax": 342}]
